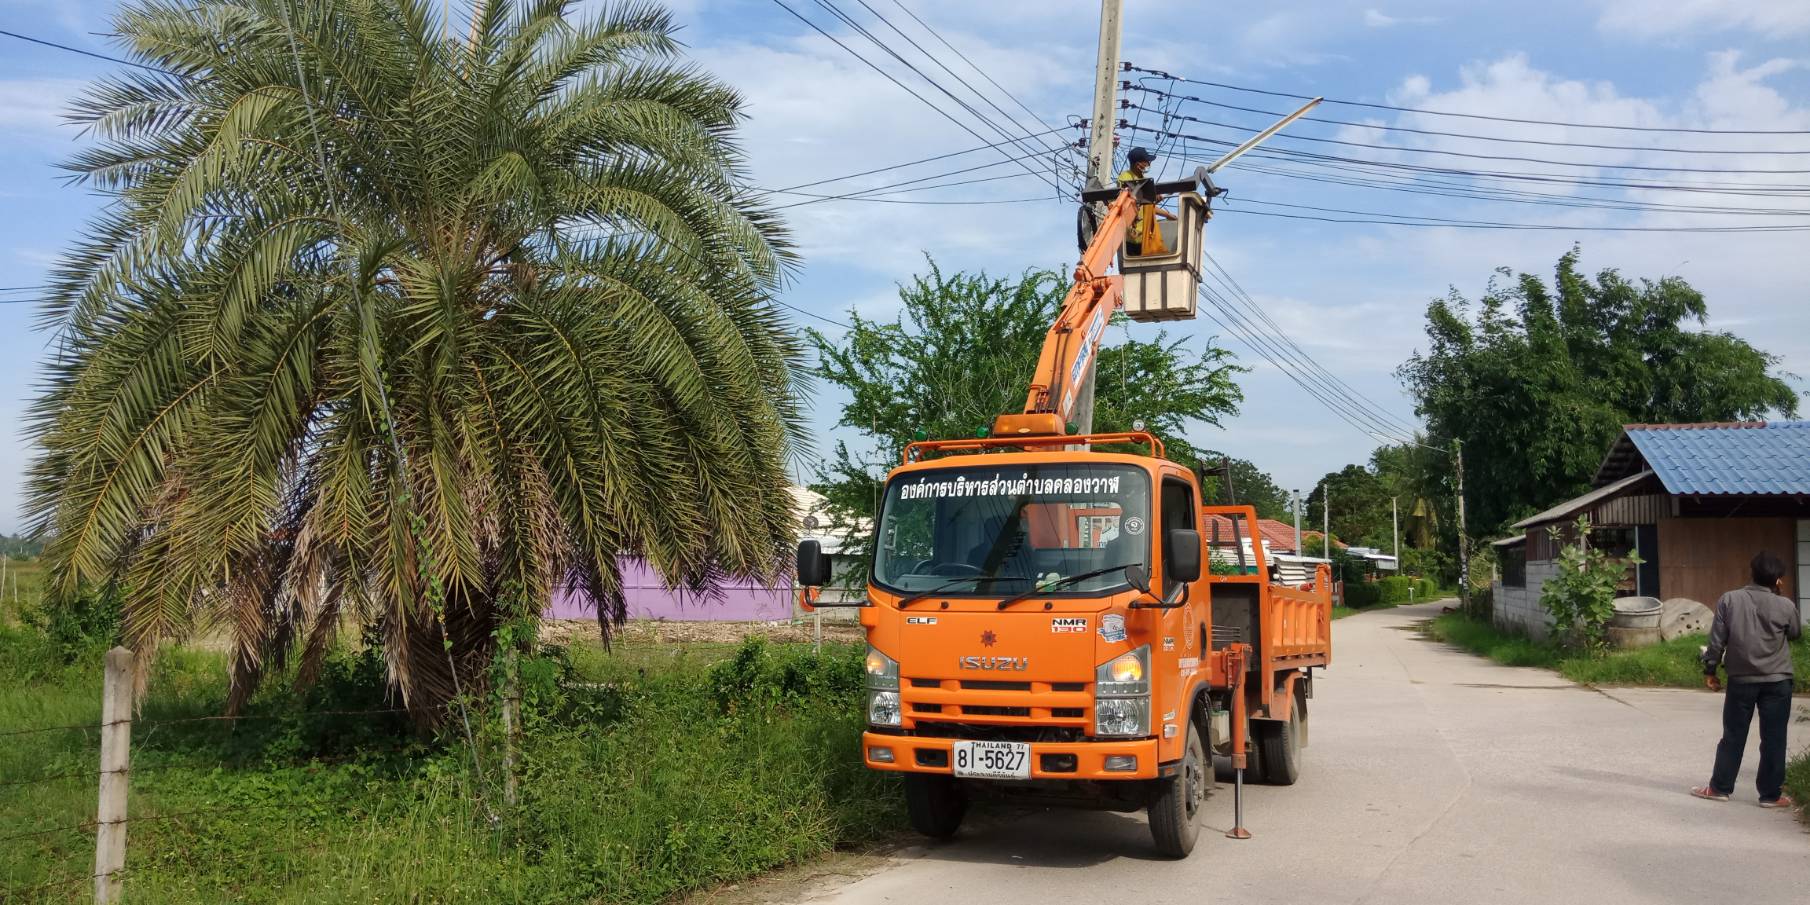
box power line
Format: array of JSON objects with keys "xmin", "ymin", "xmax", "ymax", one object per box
[
  {"xmin": 1125, "ymin": 103, "xmax": 1810, "ymax": 175},
  {"xmin": 1123, "ymin": 62, "xmax": 1810, "ymax": 136},
  {"xmin": 886, "ymin": 0, "xmax": 1070, "ymax": 150},
  {"xmin": 1194, "ymin": 284, "xmax": 1417, "ymax": 446},
  {"xmin": 1194, "ymin": 280, "xmax": 1420, "ymax": 443},
  {"xmin": 761, "ymin": 147, "xmax": 1065, "ymax": 209},
  {"xmin": 1127, "ymin": 83, "xmax": 1810, "ymax": 156},
  {"xmin": 1228, "ymin": 158, "xmax": 1810, "ymax": 218},
  {"xmin": 808, "ymin": 0, "xmax": 1074, "ymax": 191},
  {"xmin": 766, "ymin": 0, "xmax": 1070, "ymax": 196},
  {"xmin": 0, "ymin": 28, "xmax": 181, "ymax": 76},
  {"xmin": 1147, "ymin": 128, "xmax": 1810, "ymax": 197},
  {"xmin": 764, "ymin": 125, "xmax": 1074, "ymax": 194},
  {"xmin": 1212, "ymin": 203, "xmax": 1810, "ymax": 232},
  {"xmin": 847, "ymin": 0, "xmax": 1070, "ymax": 163},
  {"xmin": 1201, "ymin": 255, "xmax": 1420, "ymax": 438}
]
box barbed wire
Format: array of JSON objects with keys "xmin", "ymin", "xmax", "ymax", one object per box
[{"xmin": 0, "ymin": 706, "xmax": 411, "ymax": 739}]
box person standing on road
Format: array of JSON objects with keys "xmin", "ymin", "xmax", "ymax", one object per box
[{"xmin": 1691, "ymin": 551, "xmax": 1800, "ymax": 808}]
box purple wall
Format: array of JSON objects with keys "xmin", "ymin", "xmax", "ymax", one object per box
[{"xmin": 544, "ymin": 556, "xmax": 793, "ymax": 622}]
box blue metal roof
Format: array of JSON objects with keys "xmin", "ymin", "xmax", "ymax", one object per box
[{"xmin": 1625, "ymin": 421, "xmax": 1810, "ymax": 495}]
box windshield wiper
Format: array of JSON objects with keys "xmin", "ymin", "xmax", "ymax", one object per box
[
  {"xmin": 995, "ymin": 563, "xmax": 1142, "ymax": 610},
  {"xmin": 898, "ymin": 576, "xmax": 993, "ymax": 609}
]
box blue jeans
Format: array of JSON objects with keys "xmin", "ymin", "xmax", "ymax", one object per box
[{"xmin": 1708, "ymin": 678, "xmax": 1793, "ymax": 801}]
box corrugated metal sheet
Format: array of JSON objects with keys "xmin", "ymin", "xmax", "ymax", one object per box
[{"xmin": 1627, "ymin": 421, "xmax": 1810, "ymax": 495}]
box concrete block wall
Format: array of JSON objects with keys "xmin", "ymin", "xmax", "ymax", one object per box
[{"xmin": 1492, "ymin": 560, "xmax": 1559, "ymax": 641}]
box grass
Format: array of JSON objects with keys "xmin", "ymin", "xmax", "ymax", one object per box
[
  {"xmin": 1424, "ymin": 612, "xmax": 1810, "ymax": 692},
  {"xmin": 0, "ymin": 622, "xmax": 903, "ymax": 904}
]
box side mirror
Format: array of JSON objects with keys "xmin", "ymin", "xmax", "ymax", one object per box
[
  {"xmin": 796, "ymin": 539, "xmax": 830, "ymax": 587},
  {"xmin": 1123, "ymin": 563, "xmax": 1152, "ymax": 596},
  {"xmin": 1165, "ymin": 528, "xmax": 1201, "ymax": 583}
]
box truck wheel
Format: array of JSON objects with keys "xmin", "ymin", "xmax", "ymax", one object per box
[
  {"xmin": 903, "ymin": 773, "xmax": 966, "ymax": 839},
  {"xmin": 1255, "ymin": 706, "xmax": 1302, "ymax": 786},
  {"xmin": 1148, "ymin": 718, "xmax": 1207, "ymax": 858}
]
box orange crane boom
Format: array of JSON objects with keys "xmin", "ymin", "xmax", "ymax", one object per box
[{"xmin": 993, "ymin": 188, "xmax": 1140, "ymax": 439}]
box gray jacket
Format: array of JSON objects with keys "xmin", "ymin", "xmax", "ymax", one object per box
[{"xmin": 1702, "ymin": 585, "xmax": 1801, "ymax": 684}]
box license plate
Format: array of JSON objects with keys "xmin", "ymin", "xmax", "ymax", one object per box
[{"xmin": 952, "ymin": 741, "xmax": 1031, "ymax": 779}]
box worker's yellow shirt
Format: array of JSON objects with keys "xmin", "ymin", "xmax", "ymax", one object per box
[{"xmin": 1117, "ymin": 170, "xmax": 1168, "ymax": 255}]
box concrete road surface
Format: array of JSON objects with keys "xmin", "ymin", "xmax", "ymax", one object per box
[{"xmin": 802, "ymin": 601, "xmax": 1809, "ymax": 905}]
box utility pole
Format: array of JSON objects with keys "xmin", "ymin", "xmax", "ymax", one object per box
[
  {"xmin": 1454, "ymin": 439, "xmax": 1470, "ymax": 614},
  {"xmin": 1322, "ymin": 484, "xmax": 1330, "ymax": 559},
  {"xmin": 1071, "ymin": 0, "xmax": 1122, "ymax": 437},
  {"xmin": 1292, "ymin": 490, "xmax": 1302, "ymax": 554},
  {"xmin": 1392, "ymin": 496, "xmax": 1400, "ymax": 571},
  {"xmin": 1085, "ymin": 0, "xmax": 1123, "ymax": 192}
]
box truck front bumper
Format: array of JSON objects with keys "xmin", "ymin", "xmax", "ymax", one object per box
[{"xmin": 861, "ymin": 731, "xmax": 1162, "ymax": 780}]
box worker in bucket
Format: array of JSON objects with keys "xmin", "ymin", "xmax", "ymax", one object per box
[{"xmin": 1119, "ymin": 147, "xmax": 1174, "ymax": 256}]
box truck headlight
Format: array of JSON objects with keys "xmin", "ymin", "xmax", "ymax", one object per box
[
  {"xmin": 868, "ymin": 690, "xmax": 902, "ymax": 726},
  {"xmin": 1094, "ymin": 697, "xmax": 1150, "ymax": 737},
  {"xmin": 1094, "ymin": 645, "xmax": 1151, "ymax": 737}
]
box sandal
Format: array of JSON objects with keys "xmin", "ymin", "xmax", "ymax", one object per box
[
  {"xmin": 1690, "ymin": 786, "xmax": 1731, "ymax": 802},
  {"xmin": 1758, "ymin": 795, "xmax": 1796, "ymax": 809}
]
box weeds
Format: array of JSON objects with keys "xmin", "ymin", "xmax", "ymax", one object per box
[
  {"xmin": 0, "ymin": 633, "xmax": 902, "ymax": 903},
  {"xmin": 1424, "ymin": 613, "xmax": 1810, "ymax": 692}
]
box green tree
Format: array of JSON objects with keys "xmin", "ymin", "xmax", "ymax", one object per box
[
  {"xmin": 1399, "ymin": 249, "xmax": 1797, "ymax": 536},
  {"xmin": 806, "ymin": 261, "xmax": 1244, "ymax": 552},
  {"xmin": 1197, "ymin": 452, "xmax": 1291, "ymax": 521},
  {"xmin": 27, "ymin": 0, "xmax": 804, "ymax": 719}
]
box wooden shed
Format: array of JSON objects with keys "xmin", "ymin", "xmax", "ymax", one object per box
[{"xmin": 1492, "ymin": 422, "xmax": 1810, "ymax": 640}]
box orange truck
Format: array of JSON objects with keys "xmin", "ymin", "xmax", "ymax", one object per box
[{"xmin": 795, "ymin": 165, "xmax": 1332, "ymax": 857}]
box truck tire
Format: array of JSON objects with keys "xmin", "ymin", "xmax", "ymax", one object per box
[
  {"xmin": 1147, "ymin": 717, "xmax": 1207, "ymax": 858},
  {"xmin": 1255, "ymin": 705, "xmax": 1302, "ymax": 786},
  {"xmin": 903, "ymin": 773, "xmax": 966, "ymax": 839}
]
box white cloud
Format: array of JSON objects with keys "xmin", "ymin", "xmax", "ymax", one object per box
[
  {"xmin": 1364, "ymin": 9, "xmax": 1440, "ymax": 28},
  {"xmin": 0, "ymin": 79, "xmax": 86, "ymax": 136},
  {"xmin": 1597, "ymin": 0, "xmax": 1810, "ymax": 40}
]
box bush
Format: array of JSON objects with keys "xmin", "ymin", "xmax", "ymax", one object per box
[
  {"xmin": 1540, "ymin": 517, "xmax": 1637, "ymax": 655},
  {"xmin": 1343, "ymin": 582, "xmax": 1382, "ymax": 608},
  {"xmin": 21, "ymin": 583, "xmax": 120, "ymax": 664},
  {"xmin": 1376, "ymin": 576, "xmax": 1412, "ymax": 604}
]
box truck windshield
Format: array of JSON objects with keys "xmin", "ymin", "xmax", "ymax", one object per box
[{"xmin": 872, "ymin": 463, "xmax": 1151, "ymax": 598}]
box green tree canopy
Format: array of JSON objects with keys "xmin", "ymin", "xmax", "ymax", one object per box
[
  {"xmin": 27, "ymin": 0, "xmax": 805, "ymax": 719},
  {"xmin": 1398, "ymin": 248, "xmax": 1798, "ymax": 535},
  {"xmin": 805, "ymin": 261, "xmax": 1244, "ymax": 547},
  {"xmin": 1198, "ymin": 452, "xmax": 1291, "ymax": 521}
]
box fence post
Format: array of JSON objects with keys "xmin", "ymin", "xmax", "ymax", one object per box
[
  {"xmin": 501, "ymin": 651, "xmax": 520, "ymax": 808},
  {"xmin": 95, "ymin": 646, "xmax": 133, "ymax": 904}
]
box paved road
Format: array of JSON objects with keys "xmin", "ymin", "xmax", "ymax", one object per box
[{"xmin": 804, "ymin": 601, "xmax": 1809, "ymax": 905}]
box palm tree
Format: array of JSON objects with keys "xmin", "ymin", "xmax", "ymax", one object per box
[{"xmin": 27, "ymin": 0, "xmax": 806, "ymax": 720}]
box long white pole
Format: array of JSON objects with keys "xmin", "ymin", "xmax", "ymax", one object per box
[
  {"xmin": 1073, "ymin": 0, "xmax": 1123, "ymax": 438},
  {"xmin": 1293, "ymin": 491, "xmax": 1302, "ymax": 554},
  {"xmin": 1392, "ymin": 497, "xmax": 1400, "ymax": 570},
  {"xmin": 1085, "ymin": 0, "xmax": 1124, "ymax": 191}
]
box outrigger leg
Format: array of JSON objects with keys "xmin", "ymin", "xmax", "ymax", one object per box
[{"xmin": 1226, "ymin": 647, "xmax": 1252, "ymax": 840}]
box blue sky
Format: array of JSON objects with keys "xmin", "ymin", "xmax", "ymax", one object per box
[{"xmin": 2, "ymin": 0, "xmax": 1808, "ymax": 533}]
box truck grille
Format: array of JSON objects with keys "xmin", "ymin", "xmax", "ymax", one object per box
[{"xmin": 901, "ymin": 677, "xmax": 1091, "ymax": 733}]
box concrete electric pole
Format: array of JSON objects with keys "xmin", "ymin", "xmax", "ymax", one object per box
[
  {"xmin": 1392, "ymin": 496, "xmax": 1400, "ymax": 571},
  {"xmin": 1071, "ymin": 0, "xmax": 1122, "ymax": 437},
  {"xmin": 1293, "ymin": 490, "xmax": 1303, "ymax": 554}
]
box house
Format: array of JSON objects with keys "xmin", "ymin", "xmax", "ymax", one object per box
[
  {"xmin": 1203, "ymin": 514, "xmax": 1340, "ymax": 585},
  {"xmin": 544, "ymin": 485, "xmax": 869, "ymax": 623},
  {"xmin": 1492, "ymin": 422, "xmax": 1810, "ymax": 640}
]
